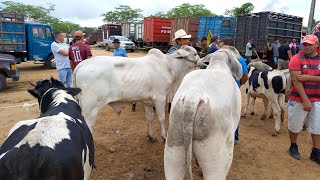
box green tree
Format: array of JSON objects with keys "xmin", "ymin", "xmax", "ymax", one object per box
[
  {"xmin": 149, "ymin": 11, "xmax": 168, "ymax": 18},
  {"xmin": 224, "ymin": 2, "xmax": 254, "ymax": 17},
  {"xmin": 166, "ymin": 3, "xmax": 214, "ymax": 18},
  {"xmin": 0, "ymin": 1, "xmax": 54, "ymax": 23},
  {"xmin": 50, "ymin": 18, "xmax": 81, "ymax": 32},
  {"xmin": 101, "ymin": 5, "xmax": 143, "ymax": 23}
]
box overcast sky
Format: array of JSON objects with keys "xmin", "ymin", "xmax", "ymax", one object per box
[{"xmin": 1, "ymin": 0, "xmax": 319, "ymax": 27}]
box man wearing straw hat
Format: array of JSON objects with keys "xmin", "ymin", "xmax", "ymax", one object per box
[{"xmin": 167, "ymin": 29, "xmax": 191, "ymax": 54}]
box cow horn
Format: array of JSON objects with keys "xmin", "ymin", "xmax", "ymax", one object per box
[{"xmin": 29, "ymin": 81, "xmax": 36, "ymax": 87}]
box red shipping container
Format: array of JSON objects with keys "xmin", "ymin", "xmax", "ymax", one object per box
[
  {"xmin": 143, "ymin": 17, "xmax": 172, "ymax": 43},
  {"xmin": 170, "ymin": 17, "xmax": 199, "ymax": 46}
]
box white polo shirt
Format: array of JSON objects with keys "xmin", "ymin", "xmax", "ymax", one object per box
[{"xmin": 51, "ymin": 41, "xmax": 70, "ymax": 70}]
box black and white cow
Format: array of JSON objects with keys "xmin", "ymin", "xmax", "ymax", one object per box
[
  {"xmin": 242, "ymin": 68, "xmax": 286, "ymax": 136},
  {"xmin": 0, "ymin": 77, "xmax": 94, "ymax": 180}
]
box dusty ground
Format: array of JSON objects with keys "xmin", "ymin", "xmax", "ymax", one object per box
[{"xmin": 0, "ymin": 48, "xmax": 319, "ymax": 180}]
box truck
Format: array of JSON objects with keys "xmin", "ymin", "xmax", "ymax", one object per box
[
  {"xmin": 0, "ymin": 53, "xmax": 19, "ymax": 91},
  {"xmin": 143, "ymin": 17, "xmax": 172, "ymax": 52},
  {"xmin": 170, "ymin": 17, "xmax": 199, "ymax": 48},
  {"xmin": 122, "ymin": 22, "xmax": 144, "ymax": 47},
  {"xmin": 234, "ymin": 11, "xmax": 303, "ymax": 57},
  {"xmin": 197, "ymin": 16, "xmax": 236, "ymax": 44},
  {"xmin": 0, "ymin": 12, "xmax": 56, "ymax": 68},
  {"xmin": 101, "ymin": 24, "xmax": 122, "ymax": 47}
]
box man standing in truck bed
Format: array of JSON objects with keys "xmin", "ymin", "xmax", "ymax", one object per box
[{"xmin": 68, "ymin": 30, "xmax": 92, "ymax": 71}]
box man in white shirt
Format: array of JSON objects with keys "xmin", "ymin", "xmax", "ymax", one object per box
[
  {"xmin": 51, "ymin": 31, "xmax": 72, "ymax": 88},
  {"xmin": 245, "ymin": 39, "xmax": 253, "ymax": 64}
]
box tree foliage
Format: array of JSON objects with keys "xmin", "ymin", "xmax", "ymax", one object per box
[
  {"xmin": 224, "ymin": 2, "xmax": 254, "ymax": 17},
  {"xmin": 166, "ymin": 3, "xmax": 214, "ymax": 18},
  {"xmin": 149, "ymin": 11, "xmax": 168, "ymax": 18},
  {"xmin": 101, "ymin": 5, "xmax": 143, "ymax": 24},
  {"xmin": 0, "ymin": 1, "xmax": 54, "ymax": 23},
  {"xmin": 0, "ymin": 1, "xmax": 85, "ymax": 33}
]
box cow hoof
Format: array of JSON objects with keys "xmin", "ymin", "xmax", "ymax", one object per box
[
  {"xmin": 250, "ymin": 112, "xmax": 255, "ymax": 115},
  {"xmin": 261, "ymin": 116, "xmax": 267, "ymax": 120},
  {"xmin": 272, "ymin": 131, "xmax": 280, "ymax": 136},
  {"xmin": 269, "ymin": 115, "xmax": 274, "ymax": 119},
  {"xmin": 148, "ymin": 136, "xmax": 158, "ymax": 143},
  {"xmin": 161, "ymin": 136, "xmax": 166, "ymax": 143}
]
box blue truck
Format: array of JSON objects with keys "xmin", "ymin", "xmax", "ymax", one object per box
[
  {"xmin": 197, "ymin": 16, "xmax": 236, "ymax": 44},
  {"xmin": 0, "ymin": 12, "xmax": 55, "ymax": 69}
]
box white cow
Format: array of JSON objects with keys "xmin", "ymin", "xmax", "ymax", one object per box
[
  {"xmin": 73, "ymin": 46, "xmax": 199, "ymax": 141},
  {"xmin": 242, "ymin": 67, "xmax": 286, "ymax": 135},
  {"xmin": 164, "ymin": 46, "xmax": 243, "ymax": 180}
]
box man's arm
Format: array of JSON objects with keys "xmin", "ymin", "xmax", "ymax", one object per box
[
  {"xmin": 291, "ymin": 71, "xmax": 312, "ymax": 111},
  {"xmin": 297, "ymin": 74, "xmax": 320, "ymax": 83},
  {"xmin": 86, "ymin": 45, "xmax": 92, "ymax": 59},
  {"xmin": 287, "ymin": 49, "xmax": 292, "ymax": 60},
  {"xmin": 240, "ymin": 74, "xmax": 248, "ymax": 86},
  {"xmin": 123, "ymin": 49, "xmax": 128, "ymax": 57},
  {"xmin": 59, "ymin": 49, "xmax": 68, "ymax": 56}
]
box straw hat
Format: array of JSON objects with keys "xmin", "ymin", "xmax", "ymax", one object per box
[{"xmin": 172, "ymin": 29, "xmax": 191, "ymax": 41}]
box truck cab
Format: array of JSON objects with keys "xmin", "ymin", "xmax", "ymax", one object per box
[{"xmin": 25, "ymin": 22, "xmax": 55, "ymax": 68}]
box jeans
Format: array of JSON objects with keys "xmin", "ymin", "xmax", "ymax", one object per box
[
  {"xmin": 273, "ymin": 56, "xmax": 279, "ymax": 65},
  {"xmin": 245, "ymin": 56, "xmax": 251, "ymax": 65},
  {"xmin": 58, "ymin": 68, "xmax": 72, "ymax": 88}
]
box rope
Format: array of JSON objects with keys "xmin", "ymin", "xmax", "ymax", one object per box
[{"xmin": 0, "ymin": 102, "xmax": 37, "ymax": 110}]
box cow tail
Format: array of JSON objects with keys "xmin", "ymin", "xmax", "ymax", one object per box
[{"xmin": 182, "ymin": 96, "xmax": 209, "ymax": 180}]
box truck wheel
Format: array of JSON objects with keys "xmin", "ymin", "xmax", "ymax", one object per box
[
  {"xmin": 106, "ymin": 45, "xmax": 110, "ymax": 51},
  {"xmin": 130, "ymin": 49, "xmax": 135, "ymax": 53},
  {"xmin": 0, "ymin": 74, "xmax": 7, "ymax": 91},
  {"xmin": 45, "ymin": 55, "xmax": 56, "ymax": 69}
]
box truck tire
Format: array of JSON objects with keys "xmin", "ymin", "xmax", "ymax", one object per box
[
  {"xmin": 130, "ymin": 49, "xmax": 135, "ymax": 53},
  {"xmin": 0, "ymin": 74, "xmax": 7, "ymax": 91},
  {"xmin": 45, "ymin": 55, "xmax": 56, "ymax": 69},
  {"xmin": 106, "ymin": 45, "xmax": 110, "ymax": 51}
]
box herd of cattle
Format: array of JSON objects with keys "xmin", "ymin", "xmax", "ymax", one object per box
[{"xmin": 0, "ymin": 45, "xmax": 292, "ymax": 179}]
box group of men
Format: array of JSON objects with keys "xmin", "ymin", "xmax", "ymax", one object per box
[{"xmin": 51, "ymin": 31, "xmax": 127, "ymax": 88}]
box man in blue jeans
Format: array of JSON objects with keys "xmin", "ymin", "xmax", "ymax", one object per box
[
  {"xmin": 219, "ymin": 38, "xmax": 248, "ymax": 144},
  {"xmin": 51, "ymin": 31, "xmax": 72, "ymax": 88}
]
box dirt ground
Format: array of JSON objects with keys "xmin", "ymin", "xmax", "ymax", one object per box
[{"xmin": 0, "ymin": 48, "xmax": 319, "ymax": 180}]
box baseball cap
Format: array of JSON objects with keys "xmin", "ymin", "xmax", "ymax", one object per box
[
  {"xmin": 302, "ymin": 35, "xmax": 319, "ymax": 45},
  {"xmin": 201, "ymin": 37, "xmax": 207, "ymax": 41}
]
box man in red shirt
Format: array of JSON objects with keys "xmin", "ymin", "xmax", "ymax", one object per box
[
  {"xmin": 69, "ymin": 30, "xmax": 92, "ymax": 70},
  {"xmin": 288, "ymin": 34, "xmax": 320, "ymax": 165}
]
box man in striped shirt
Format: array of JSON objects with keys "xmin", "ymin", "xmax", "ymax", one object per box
[{"xmin": 288, "ymin": 34, "xmax": 320, "ymax": 165}]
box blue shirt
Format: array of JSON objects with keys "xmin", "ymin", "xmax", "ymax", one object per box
[
  {"xmin": 208, "ymin": 44, "xmax": 218, "ymax": 54},
  {"xmin": 167, "ymin": 45, "xmax": 181, "ymax": 54},
  {"xmin": 113, "ymin": 48, "xmax": 127, "ymax": 57},
  {"xmin": 236, "ymin": 56, "xmax": 248, "ymax": 88}
]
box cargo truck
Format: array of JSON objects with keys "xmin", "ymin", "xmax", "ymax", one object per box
[{"xmin": 0, "ymin": 12, "xmax": 56, "ymax": 68}]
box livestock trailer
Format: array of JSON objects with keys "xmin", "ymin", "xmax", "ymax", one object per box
[
  {"xmin": 197, "ymin": 16, "xmax": 236, "ymax": 44},
  {"xmin": 143, "ymin": 17, "xmax": 172, "ymax": 52},
  {"xmin": 170, "ymin": 17, "xmax": 199, "ymax": 48},
  {"xmin": 235, "ymin": 11, "xmax": 303, "ymax": 56},
  {"xmin": 101, "ymin": 24, "xmax": 122, "ymax": 39},
  {"xmin": 122, "ymin": 22, "xmax": 144, "ymax": 47}
]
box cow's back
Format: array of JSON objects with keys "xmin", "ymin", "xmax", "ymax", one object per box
[{"xmin": 0, "ymin": 114, "xmax": 92, "ymax": 180}]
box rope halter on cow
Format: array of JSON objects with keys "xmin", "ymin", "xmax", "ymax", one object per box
[{"xmin": 39, "ymin": 87, "xmax": 58, "ymax": 115}]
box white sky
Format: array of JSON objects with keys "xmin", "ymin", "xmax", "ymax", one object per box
[{"xmin": 1, "ymin": 0, "xmax": 319, "ymax": 27}]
